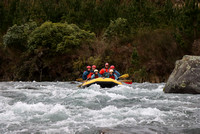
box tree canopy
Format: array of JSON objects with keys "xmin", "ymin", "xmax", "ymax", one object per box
[{"xmin": 0, "ymin": 0, "xmax": 200, "ymax": 82}]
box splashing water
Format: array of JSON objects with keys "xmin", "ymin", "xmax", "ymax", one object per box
[{"xmin": 0, "ymin": 82, "xmax": 200, "ymax": 134}]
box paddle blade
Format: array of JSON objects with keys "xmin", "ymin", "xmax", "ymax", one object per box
[
  {"xmin": 76, "ymin": 78, "xmax": 83, "ymax": 82},
  {"xmin": 124, "ymin": 82, "xmax": 132, "ymax": 84},
  {"xmin": 119, "ymin": 80, "xmax": 132, "ymax": 84},
  {"xmin": 77, "ymin": 83, "xmax": 83, "ymax": 87},
  {"xmin": 119, "ymin": 74, "xmax": 129, "ymax": 79}
]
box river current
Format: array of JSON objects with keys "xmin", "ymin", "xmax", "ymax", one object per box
[{"xmin": 0, "ymin": 82, "xmax": 200, "ymax": 134}]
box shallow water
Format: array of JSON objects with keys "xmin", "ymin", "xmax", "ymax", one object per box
[{"xmin": 0, "ymin": 82, "xmax": 200, "ymax": 134}]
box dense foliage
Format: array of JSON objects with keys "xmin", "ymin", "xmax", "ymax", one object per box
[
  {"xmin": 0, "ymin": 0, "xmax": 200, "ymax": 82},
  {"xmin": 28, "ymin": 22, "xmax": 95, "ymax": 53}
]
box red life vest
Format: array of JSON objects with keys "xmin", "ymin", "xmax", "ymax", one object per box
[
  {"xmin": 109, "ymin": 75, "xmax": 115, "ymax": 79},
  {"xmin": 104, "ymin": 68, "xmax": 109, "ymax": 72},
  {"xmin": 94, "ymin": 74, "xmax": 99, "ymax": 78},
  {"xmin": 100, "ymin": 68, "xmax": 109, "ymax": 75},
  {"xmin": 87, "ymin": 72, "xmax": 93, "ymax": 79}
]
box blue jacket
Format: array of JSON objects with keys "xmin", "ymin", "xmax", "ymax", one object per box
[
  {"xmin": 82, "ymin": 71, "xmax": 90, "ymax": 80},
  {"xmin": 114, "ymin": 70, "xmax": 120, "ymax": 77},
  {"xmin": 91, "ymin": 73, "xmax": 102, "ymax": 79}
]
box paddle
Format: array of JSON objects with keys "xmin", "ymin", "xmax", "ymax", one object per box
[
  {"xmin": 77, "ymin": 83, "xmax": 83, "ymax": 87},
  {"xmin": 76, "ymin": 78, "xmax": 83, "ymax": 82},
  {"xmin": 119, "ymin": 80, "xmax": 132, "ymax": 84},
  {"xmin": 77, "ymin": 79, "xmax": 89, "ymax": 87},
  {"xmin": 118, "ymin": 74, "xmax": 129, "ymax": 79}
]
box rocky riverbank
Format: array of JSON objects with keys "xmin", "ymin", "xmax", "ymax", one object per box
[{"xmin": 164, "ymin": 55, "xmax": 200, "ymax": 94}]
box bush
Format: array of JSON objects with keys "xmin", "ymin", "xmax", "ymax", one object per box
[
  {"xmin": 3, "ymin": 21, "xmax": 37, "ymax": 51},
  {"xmin": 28, "ymin": 21, "xmax": 95, "ymax": 54},
  {"xmin": 103, "ymin": 18, "xmax": 130, "ymax": 41}
]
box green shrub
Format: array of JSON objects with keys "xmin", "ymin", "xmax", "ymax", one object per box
[
  {"xmin": 3, "ymin": 21, "xmax": 37, "ymax": 51},
  {"xmin": 28, "ymin": 21, "xmax": 95, "ymax": 54},
  {"xmin": 103, "ymin": 18, "xmax": 130, "ymax": 41}
]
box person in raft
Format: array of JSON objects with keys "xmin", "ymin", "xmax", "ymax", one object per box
[
  {"xmin": 91, "ymin": 69, "xmax": 102, "ymax": 79},
  {"xmin": 110, "ymin": 65, "xmax": 121, "ymax": 77},
  {"xmin": 107, "ymin": 69, "xmax": 118, "ymax": 80},
  {"xmin": 99, "ymin": 63, "xmax": 110, "ymax": 77},
  {"xmin": 82, "ymin": 66, "xmax": 93, "ymax": 80},
  {"xmin": 91, "ymin": 65, "xmax": 96, "ymax": 75}
]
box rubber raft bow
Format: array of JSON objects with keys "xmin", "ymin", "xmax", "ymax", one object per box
[{"xmin": 80, "ymin": 78, "xmax": 122, "ymax": 88}]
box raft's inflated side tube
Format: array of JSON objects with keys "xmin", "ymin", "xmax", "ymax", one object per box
[{"xmin": 81, "ymin": 78, "xmax": 122, "ymax": 88}]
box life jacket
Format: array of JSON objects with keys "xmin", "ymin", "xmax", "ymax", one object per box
[
  {"xmin": 94, "ymin": 74, "xmax": 99, "ymax": 78},
  {"xmin": 102, "ymin": 68, "xmax": 109, "ymax": 77},
  {"xmin": 104, "ymin": 68, "xmax": 109, "ymax": 72},
  {"xmin": 109, "ymin": 75, "xmax": 115, "ymax": 79},
  {"xmin": 87, "ymin": 72, "xmax": 93, "ymax": 79}
]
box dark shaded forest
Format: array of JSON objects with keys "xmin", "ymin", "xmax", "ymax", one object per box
[{"xmin": 0, "ymin": 0, "xmax": 200, "ymax": 82}]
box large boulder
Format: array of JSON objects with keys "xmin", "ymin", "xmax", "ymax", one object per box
[{"xmin": 164, "ymin": 55, "xmax": 200, "ymax": 94}]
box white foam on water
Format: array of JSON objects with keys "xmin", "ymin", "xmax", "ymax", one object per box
[
  {"xmin": 45, "ymin": 104, "xmax": 68, "ymax": 114},
  {"xmin": 0, "ymin": 96, "xmax": 12, "ymax": 109},
  {"xmin": 72, "ymin": 89, "xmax": 103, "ymax": 99},
  {"xmin": 1, "ymin": 82, "xmax": 200, "ymax": 133},
  {"xmin": 110, "ymin": 85, "xmax": 134, "ymax": 93},
  {"xmin": 0, "ymin": 110, "xmax": 18, "ymax": 121},
  {"xmin": 76, "ymin": 106, "xmax": 166, "ymax": 128},
  {"xmin": 88, "ymin": 83, "xmax": 101, "ymax": 89},
  {"xmin": 119, "ymin": 117, "xmax": 137, "ymax": 125},
  {"xmin": 165, "ymin": 109, "xmax": 187, "ymax": 118},
  {"xmin": 140, "ymin": 97, "xmax": 193, "ymax": 105},
  {"xmin": 42, "ymin": 104, "xmax": 70, "ymax": 122},
  {"xmin": 133, "ymin": 84, "xmax": 164, "ymax": 93},
  {"xmin": 51, "ymin": 89, "xmax": 71, "ymax": 99},
  {"xmin": 12, "ymin": 102, "xmax": 49, "ymax": 113},
  {"xmin": 73, "ymin": 85, "xmax": 129, "ymax": 102},
  {"xmin": 105, "ymin": 92, "xmax": 127, "ymax": 100},
  {"xmin": 3, "ymin": 102, "xmax": 70, "ymax": 123},
  {"xmin": 155, "ymin": 85, "xmax": 165, "ymax": 92},
  {"xmin": 42, "ymin": 127, "xmax": 71, "ymax": 134},
  {"xmin": 90, "ymin": 117, "xmax": 120, "ymax": 128},
  {"xmin": 133, "ymin": 107, "xmax": 165, "ymax": 116}
]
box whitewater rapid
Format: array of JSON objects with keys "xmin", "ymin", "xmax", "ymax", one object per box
[{"xmin": 0, "ymin": 82, "xmax": 200, "ymax": 134}]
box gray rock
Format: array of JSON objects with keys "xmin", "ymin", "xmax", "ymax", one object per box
[{"xmin": 164, "ymin": 55, "xmax": 200, "ymax": 94}]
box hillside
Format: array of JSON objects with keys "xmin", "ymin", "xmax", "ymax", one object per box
[{"xmin": 0, "ymin": 0, "xmax": 200, "ymax": 82}]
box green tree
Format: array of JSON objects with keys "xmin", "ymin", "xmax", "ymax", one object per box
[
  {"xmin": 3, "ymin": 21, "xmax": 37, "ymax": 51},
  {"xmin": 28, "ymin": 21, "xmax": 95, "ymax": 54},
  {"xmin": 103, "ymin": 18, "xmax": 130, "ymax": 41}
]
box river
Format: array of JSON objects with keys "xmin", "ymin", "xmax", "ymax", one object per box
[{"xmin": 0, "ymin": 82, "xmax": 199, "ymax": 134}]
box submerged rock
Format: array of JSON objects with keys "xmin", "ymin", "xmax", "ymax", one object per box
[{"xmin": 164, "ymin": 55, "xmax": 200, "ymax": 94}]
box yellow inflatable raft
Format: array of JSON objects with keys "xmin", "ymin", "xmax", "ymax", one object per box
[{"xmin": 81, "ymin": 78, "xmax": 122, "ymax": 88}]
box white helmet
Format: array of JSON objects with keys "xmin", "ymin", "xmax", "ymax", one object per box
[
  {"xmin": 109, "ymin": 69, "xmax": 113, "ymax": 73},
  {"xmin": 94, "ymin": 69, "xmax": 98, "ymax": 72}
]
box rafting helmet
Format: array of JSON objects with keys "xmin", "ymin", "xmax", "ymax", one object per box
[
  {"xmin": 87, "ymin": 66, "xmax": 91, "ymax": 69},
  {"xmin": 109, "ymin": 69, "xmax": 113, "ymax": 73},
  {"xmin": 94, "ymin": 69, "xmax": 98, "ymax": 72},
  {"xmin": 105, "ymin": 63, "xmax": 109, "ymax": 66},
  {"xmin": 110, "ymin": 65, "xmax": 115, "ymax": 69},
  {"xmin": 92, "ymin": 65, "xmax": 96, "ymax": 69}
]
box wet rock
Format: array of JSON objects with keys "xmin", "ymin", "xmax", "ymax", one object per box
[{"xmin": 164, "ymin": 55, "xmax": 200, "ymax": 94}]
